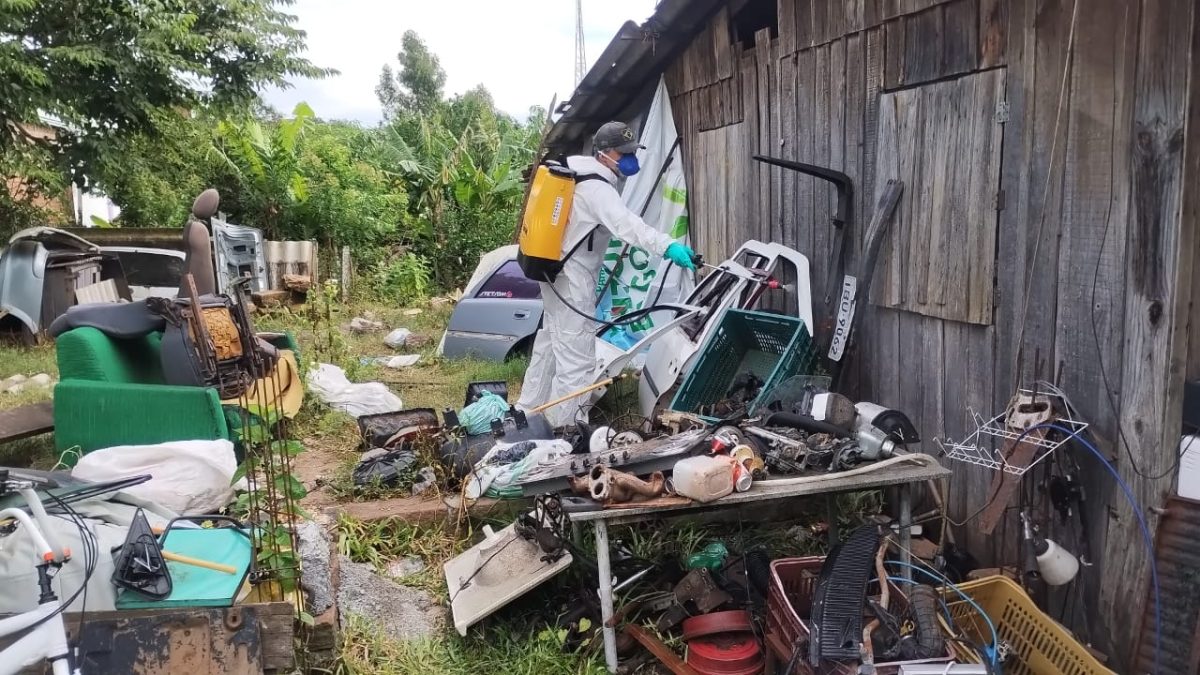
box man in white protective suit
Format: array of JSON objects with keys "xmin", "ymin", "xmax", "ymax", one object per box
[{"xmin": 515, "ymin": 121, "xmax": 697, "ymax": 428}]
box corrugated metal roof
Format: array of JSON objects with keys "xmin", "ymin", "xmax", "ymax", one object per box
[
  {"xmin": 1134, "ymin": 495, "xmax": 1200, "ymax": 673},
  {"xmin": 544, "ymin": 0, "xmax": 725, "ymax": 155}
]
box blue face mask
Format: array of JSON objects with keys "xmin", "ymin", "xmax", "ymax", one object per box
[{"xmin": 617, "ymin": 153, "xmax": 641, "ymax": 177}]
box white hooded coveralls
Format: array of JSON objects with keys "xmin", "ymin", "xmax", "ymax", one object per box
[{"xmin": 515, "ymin": 155, "xmax": 676, "ymax": 427}]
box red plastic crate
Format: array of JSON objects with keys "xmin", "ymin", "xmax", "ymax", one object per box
[{"xmin": 766, "ymin": 556, "xmax": 957, "ymax": 675}]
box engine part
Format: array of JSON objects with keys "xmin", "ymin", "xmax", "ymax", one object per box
[
  {"xmin": 809, "ymin": 524, "xmax": 881, "ymax": 666},
  {"xmin": 517, "ymin": 428, "xmax": 707, "ymax": 495},
  {"xmin": 588, "ymin": 465, "xmax": 666, "ymax": 504},
  {"xmin": 812, "ymin": 392, "xmax": 858, "ymax": 430},
  {"xmin": 764, "ymin": 411, "xmax": 853, "ymax": 438},
  {"xmin": 855, "ymin": 402, "xmax": 921, "ymax": 445}
]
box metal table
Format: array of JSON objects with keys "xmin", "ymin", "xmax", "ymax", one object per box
[{"xmin": 567, "ymin": 455, "xmax": 952, "ymax": 673}]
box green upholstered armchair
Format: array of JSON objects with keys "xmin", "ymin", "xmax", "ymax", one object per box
[{"xmin": 53, "ymin": 327, "xmax": 298, "ymax": 461}]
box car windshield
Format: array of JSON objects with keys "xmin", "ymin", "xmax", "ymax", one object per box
[
  {"xmin": 475, "ymin": 260, "xmax": 541, "ymax": 299},
  {"xmin": 114, "ymin": 251, "xmax": 185, "ymax": 288}
]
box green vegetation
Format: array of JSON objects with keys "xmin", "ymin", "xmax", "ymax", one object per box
[
  {"xmin": 338, "ymin": 615, "xmax": 606, "ymax": 675},
  {"xmin": 0, "ymin": 0, "xmax": 326, "ymax": 232}
]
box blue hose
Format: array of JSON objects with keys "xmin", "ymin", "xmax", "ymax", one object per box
[
  {"xmin": 1016, "ymin": 423, "xmax": 1161, "ymax": 675},
  {"xmin": 884, "ymin": 560, "xmax": 1000, "ymax": 670}
]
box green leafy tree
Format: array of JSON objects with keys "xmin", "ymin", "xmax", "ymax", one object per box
[
  {"xmin": 89, "ymin": 111, "xmax": 229, "ymax": 228},
  {"xmin": 376, "ymin": 30, "xmax": 446, "ymax": 117},
  {"xmin": 0, "ymin": 0, "xmax": 328, "ymax": 155},
  {"xmin": 0, "ymin": 0, "xmax": 327, "ymax": 230},
  {"xmin": 214, "ymin": 103, "xmax": 404, "ymax": 253}
]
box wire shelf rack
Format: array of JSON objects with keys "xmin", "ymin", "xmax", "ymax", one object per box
[{"xmin": 938, "ymin": 392, "xmax": 1089, "ymax": 477}]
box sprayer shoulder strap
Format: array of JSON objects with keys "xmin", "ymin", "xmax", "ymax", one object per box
[{"xmin": 563, "ymin": 174, "xmax": 609, "ymax": 256}]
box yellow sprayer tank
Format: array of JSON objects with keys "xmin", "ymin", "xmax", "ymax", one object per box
[{"xmin": 518, "ymin": 163, "xmax": 577, "ymax": 282}]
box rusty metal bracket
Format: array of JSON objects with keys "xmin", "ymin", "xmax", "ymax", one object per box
[{"xmin": 624, "ymin": 624, "xmax": 700, "ymax": 675}]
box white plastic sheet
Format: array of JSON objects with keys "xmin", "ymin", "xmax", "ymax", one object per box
[
  {"xmin": 307, "ymin": 363, "xmax": 404, "ymax": 418},
  {"xmin": 71, "ymin": 439, "xmax": 238, "ymax": 515}
]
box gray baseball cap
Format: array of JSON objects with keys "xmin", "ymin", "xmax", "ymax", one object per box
[{"xmin": 593, "ymin": 121, "xmax": 643, "ymax": 154}]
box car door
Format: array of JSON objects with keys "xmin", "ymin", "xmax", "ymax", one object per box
[{"xmin": 447, "ymin": 260, "xmax": 543, "ymax": 338}]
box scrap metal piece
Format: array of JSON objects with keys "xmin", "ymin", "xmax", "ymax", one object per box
[
  {"xmin": 588, "ymin": 465, "xmax": 667, "ymax": 504},
  {"xmin": 444, "ymin": 522, "xmax": 574, "ymax": 636},
  {"xmin": 675, "ymin": 568, "xmax": 731, "ymax": 615},
  {"xmin": 809, "ymin": 524, "xmax": 882, "ymax": 667},
  {"xmin": 516, "ymin": 428, "xmax": 707, "ymax": 495},
  {"xmin": 624, "ymin": 624, "xmax": 700, "ymax": 675}
]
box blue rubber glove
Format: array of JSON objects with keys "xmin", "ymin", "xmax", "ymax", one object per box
[{"xmin": 664, "ymin": 242, "xmax": 697, "ymax": 270}]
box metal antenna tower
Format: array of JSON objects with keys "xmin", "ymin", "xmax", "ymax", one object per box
[{"xmin": 574, "ymin": 0, "xmax": 587, "ymax": 87}]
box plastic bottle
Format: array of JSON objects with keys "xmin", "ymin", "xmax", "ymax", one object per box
[{"xmin": 672, "ymin": 455, "xmax": 735, "ymax": 502}]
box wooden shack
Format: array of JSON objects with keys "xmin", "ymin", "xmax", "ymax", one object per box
[{"xmin": 549, "ymin": 0, "xmax": 1200, "ymax": 668}]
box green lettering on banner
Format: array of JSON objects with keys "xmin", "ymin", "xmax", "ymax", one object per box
[
  {"xmin": 628, "ymin": 247, "xmax": 649, "ymax": 270},
  {"xmin": 663, "ymin": 186, "xmax": 687, "ymax": 205}
]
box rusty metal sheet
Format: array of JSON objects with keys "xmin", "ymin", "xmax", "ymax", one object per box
[
  {"xmin": 2, "ymin": 603, "xmax": 295, "ymax": 674},
  {"xmin": 1134, "ymin": 496, "xmax": 1200, "ymax": 674}
]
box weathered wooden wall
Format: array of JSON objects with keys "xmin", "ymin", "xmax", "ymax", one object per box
[{"xmin": 665, "ymin": 0, "xmax": 1199, "ymax": 667}]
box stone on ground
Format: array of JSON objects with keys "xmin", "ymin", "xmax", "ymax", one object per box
[{"xmin": 337, "ymin": 555, "xmax": 445, "ymax": 640}]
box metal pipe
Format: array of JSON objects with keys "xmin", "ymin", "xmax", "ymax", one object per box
[{"xmin": 596, "ymin": 520, "xmax": 618, "ymax": 673}]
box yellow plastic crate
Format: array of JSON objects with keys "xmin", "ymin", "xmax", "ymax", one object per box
[{"xmin": 942, "ymin": 575, "xmax": 1116, "ymax": 675}]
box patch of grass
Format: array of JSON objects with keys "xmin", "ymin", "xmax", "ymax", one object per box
[
  {"xmin": 336, "ymin": 514, "xmax": 471, "ymax": 596},
  {"xmin": 0, "ymin": 435, "xmax": 58, "ymax": 469},
  {"xmin": 0, "ymin": 342, "xmax": 57, "ymax": 410},
  {"xmin": 337, "ymin": 615, "xmax": 605, "ymax": 675}
]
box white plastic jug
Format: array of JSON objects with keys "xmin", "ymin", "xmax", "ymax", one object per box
[{"xmin": 672, "ymin": 455, "xmax": 734, "ymax": 503}]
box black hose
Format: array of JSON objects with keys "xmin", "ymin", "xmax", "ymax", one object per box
[{"xmin": 762, "ymin": 412, "xmax": 853, "ymax": 438}]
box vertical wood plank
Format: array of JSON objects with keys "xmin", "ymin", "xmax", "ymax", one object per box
[
  {"xmin": 858, "ymin": 26, "xmax": 886, "ymax": 401},
  {"xmin": 1015, "ymin": 0, "xmax": 1074, "ymax": 386},
  {"xmin": 1106, "ymin": 0, "xmax": 1196, "ymax": 666},
  {"xmin": 779, "ymin": 0, "xmax": 798, "ymax": 55},
  {"xmin": 965, "ymin": 71, "xmax": 1004, "ymax": 324},
  {"xmin": 741, "ymin": 50, "xmax": 760, "ymax": 256},
  {"xmin": 942, "ymin": 0, "xmax": 979, "ymax": 76},
  {"xmin": 1052, "ymin": 1, "xmax": 1138, "ymax": 649},
  {"xmin": 812, "ymin": 44, "xmax": 832, "ymax": 311},
  {"xmin": 795, "ymin": 48, "xmax": 817, "ymax": 262},
  {"xmin": 989, "ymin": 0, "xmax": 1033, "ymax": 491},
  {"xmin": 826, "ymin": 0, "xmax": 847, "ymax": 40},
  {"xmin": 756, "ymin": 30, "xmax": 774, "ymax": 244},
  {"xmin": 715, "ymin": 8, "xmax": 735, "ymax": 81},
  {"xmin": 872, "ymin": 87, "xmax": 903, "ymax": 407},
  {"xmin": 842, "ymin": 33, "xmax": 867, "ymax": 395},
  {"xmin": 904, "ymin": 6, "xmax": 945, "ymax": 85},
  {"xmin": 918, "ymin": 76, "xmax": 952, "ymax": 307},
  {"xmin": 978, "ymin": 0, "xmax": 1008, "ymax": 68},
  {"xmin": 827, "ymin": 38, "xmax": 847, "ymax": 321},
  {"xmin": 884, "ymin": 19, "xmax": 905, "ymax": 89},
  {"xmin": 795, "ymin": 0, "xmax": 814, "ymax": 50},
  {"xmin": 780, "ymin": 53, "xmax": 799, "ymax": 248},
  {"xmin": 770, "ymin": 40, "xmax": 784, "ymax": 246},
  {"xmin": 845, "ymin": 0, "xmax": 866, "ymax": 34},
  {"xmin": 812, "ymin": 0, "xmax": 830, "ymax": 45}
]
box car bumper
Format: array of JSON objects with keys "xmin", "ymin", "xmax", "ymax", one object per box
[{"xmin": 439, "ymin": 330, "xmax": 521, "ymax": 361}]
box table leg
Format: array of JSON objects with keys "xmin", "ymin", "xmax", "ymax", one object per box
[
  {"xmin": 825, "ymin": 495, "xmax": 839, "ymax": 547},
  {"xmin": 898, "ymin": 482, "xmax": 913, "ymax": 580},
  {"xmin": 595, "ymin": 519, "xmax": 618, "ymax": 673}
]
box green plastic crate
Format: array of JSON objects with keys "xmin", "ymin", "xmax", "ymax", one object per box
[{"xmin": 670, "ymin": 308, "xmax": 817, "ymax": 420}]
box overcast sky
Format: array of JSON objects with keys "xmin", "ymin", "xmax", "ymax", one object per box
[{"xmin": 263, "ymin": 0, "xmax": 660, "ymax": 124}]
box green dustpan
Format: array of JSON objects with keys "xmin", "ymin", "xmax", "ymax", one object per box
[{"xmin": 116, "ymin": 526, "xmax": 252, "ymax": 610}]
